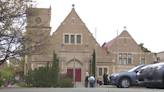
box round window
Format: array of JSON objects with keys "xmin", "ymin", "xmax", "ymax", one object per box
[{"xmin": 35, "ymin": 17, "xmax": 42, "ymax": 24}]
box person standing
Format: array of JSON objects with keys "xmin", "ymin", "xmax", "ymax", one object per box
[
  {"xmin": 84, "ymin": 74, "xmax": 89, "ymax": 88},
  {"xmin": 103, "ymin": 73, "xmax": 108, "ymax": 85},
  {"xmin": 103, "ymin": 74, "xmax": 106, "ymax": 85},
  {"xmin": 89, "ymin": 74, "xmax": 95, "ymax": 88}
]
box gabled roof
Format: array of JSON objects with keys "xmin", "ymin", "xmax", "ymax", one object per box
[
  {"xmin": 62, "ymin": 8, "xmax": 84, "ymax": 24},
  {"xmin": 52, "ymin": 7, "xmax": 90, "ymax": 36},
  {"xmin": 102, "ymin": 29, "xmax": 145, "ymax": 53}
]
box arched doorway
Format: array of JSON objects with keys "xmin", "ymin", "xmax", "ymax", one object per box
[
  {"xmin": 66, "ymin": 59, "xmax": 82, "ymax": 82},
  {"xmin": 67, "ymin": 69, "xmax": 81, "ymax": 82}
]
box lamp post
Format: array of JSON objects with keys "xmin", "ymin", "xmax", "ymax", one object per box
[
  {"xmin": 72, "ymin": 4, "xmax": 76, "ymax": 88},
  {"xmin": 116, "ymin": 30, "xmax": 118, "ymax": 73},
  {"xmin": 73, "ymin": 27, "xmax": 76, "ymax": 88},
  {"xmin": 95, "ymin": 28, "xmax": 97, "ymax": 86}
]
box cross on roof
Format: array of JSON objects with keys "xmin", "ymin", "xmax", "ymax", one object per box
[
  {"xmin": 124, "ymin": 26, "xmax": 126, "ymax": 30},
  {"xmin": 72, "ymin": 4, "xmax": 75, "ymax": 8}
]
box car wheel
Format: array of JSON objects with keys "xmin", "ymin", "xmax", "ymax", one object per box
[{"xmin": 119, "ymin": 78, "xmax": 131, "ymax": 88}]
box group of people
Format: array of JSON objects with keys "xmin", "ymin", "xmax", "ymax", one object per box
[
  {"xmin": 84, "ymin": 74, "xmax": 101, "ymax": 88},
  {"xmin": 84, "ymin": 73, "xmax": 109, "ymax": 88},
  {"xmin": 84, "ymin": 74, "xmax": 97, "ymax": 88}
]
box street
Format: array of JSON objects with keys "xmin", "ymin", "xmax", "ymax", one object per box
[
  {"xmin": 0, "ymin": 87, "xmax": 164, "ymax": 92},
  {"xmin": 1, "ymin": 82, "xmax": 164, "ymax": 92}
]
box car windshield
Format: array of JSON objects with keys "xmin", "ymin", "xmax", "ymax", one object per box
[{"xmin": 128, "ymin": 65, "xmax": 144, "ymax": 72}]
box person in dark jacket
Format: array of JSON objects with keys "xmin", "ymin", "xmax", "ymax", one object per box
[
  {"xmin": 103, "ymin": 74, "xmax": 108, "ymax": 85},
  {"xmin": 84, "ymin": 74, "xmax": 89, "ymax": 87}
]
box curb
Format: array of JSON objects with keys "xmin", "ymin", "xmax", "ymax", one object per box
[{"xmin": 96, "ymin": 85, "xmax": 116, "ymax": 88}]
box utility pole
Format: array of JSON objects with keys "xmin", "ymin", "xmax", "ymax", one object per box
[
  {"xmin": 95, "ymin": 28, "xmax": 97, "ymax": 86},
  {"xmin": 73, "ymin": 27, "xmax": 76, "ymax": 88},
  {"xmin": 116, "ymin": 30, "xmax": 118, "ymax": 73}
]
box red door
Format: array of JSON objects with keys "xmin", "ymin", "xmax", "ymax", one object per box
[
  {"xmin": 75, "ymin": 69, "xmax": 81, "ymax": 82},
  {"xmin": 67, "ymin": 69, "xmax": 73, "ymax": 74},
  {"xmin": 67, "ymin": 69, "xmax": 81, "ymax": 82},
  {"xmin": 67, "ymin": 69, "xmax": 73, "ymax": 79}
]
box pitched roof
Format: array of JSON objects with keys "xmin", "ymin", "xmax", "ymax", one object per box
[
  {"xmin": 102, "ymin": 29, "xmax": 145, "ymax": 53},
  {"xmin": 63, "ymin": 8, "xmax": 84, "ymax": 24},
  {"xmin": 102, "ymin": 37, "xmax": 117, "ymax": 52},
  {"xmin": 102, "ymin": 37, "xmax": 117, "ymax": 47},
  {"xmin": 101, "ymin": 30, "xmax": 130, "ymax": 52},
  {"xmin": 157, "ymin": 51, "xmax": 164, "ymax": 54}
]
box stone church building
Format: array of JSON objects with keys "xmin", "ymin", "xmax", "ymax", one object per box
[{"xmin": 24, "ymin": 5, "xmax": 157, "ymax": 82}]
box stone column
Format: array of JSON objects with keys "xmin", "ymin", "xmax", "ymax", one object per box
[
  {"xmin": 59, "ymin": 43, "xmax": 65, "ymax": 75},
  {"xmin": 84, "ymin": 43, "xmax": 90, "ymax": 78}
]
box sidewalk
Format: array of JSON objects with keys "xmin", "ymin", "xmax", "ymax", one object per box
[
  {"xmin": 79, "ymin": 82, "xmax": 115, "ymax": 88},
  {"xmin": 76, "ymin": 82, "xmax": 85, "ymax": 88},
  {"xmin": 1, "ymin": 83, "xmax": 116, "ymax": 88}
]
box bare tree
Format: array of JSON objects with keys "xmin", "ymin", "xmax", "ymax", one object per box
[{"xmin": 0, "ymin": 0, "xmax": 50, "ymax": 65}]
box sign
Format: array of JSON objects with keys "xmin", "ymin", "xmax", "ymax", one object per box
[
  {"xmin": 14, "ymin": 67, "xmax": 17, "ymax": 72},
  {"xmin": 13, "ymin": 62, "xmax": 17, "ymax": 66}
]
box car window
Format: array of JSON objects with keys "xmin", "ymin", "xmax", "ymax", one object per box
[{"xmin": 128, "ymin": 65, "xmax": 145, "ymax": 72}]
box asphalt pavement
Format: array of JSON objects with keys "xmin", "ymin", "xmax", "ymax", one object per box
[
  {"xmin": 1, "ymin": 87, "xmax": 164, "ymax": 92},
  {"xmin": 1, "ymin": 82, "xmax": 164, "ymax": 92}
]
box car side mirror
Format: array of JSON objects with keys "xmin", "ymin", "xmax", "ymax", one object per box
[{"xmin": 135, "ymin": 70, "xmax": 139, "ymax": 73}]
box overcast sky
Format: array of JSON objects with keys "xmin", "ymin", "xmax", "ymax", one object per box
[{"xmin": 36, "ymin": 0, "xmax": 164, "ymax": 53}]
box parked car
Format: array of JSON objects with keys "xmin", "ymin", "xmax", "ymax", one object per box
[
  {"xmin": 109, "ymin": 64, "xmax": 147, "ymax": 88},
  {"xmin": 137, "ymin": 62, "xmax": 164, "ymax": 88}
]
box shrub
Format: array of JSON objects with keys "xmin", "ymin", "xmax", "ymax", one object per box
[
  {"xmin": 57, "ymin": 77, "xmax": 74, "ymax": 87},
  {"xmin": 0, "ymin": 78, "xmax": 4, "ymax": 87},
  {"xmin": 24, "ymin": 70, "xmax": 34, "ymax": 86},
  {"xmin": 59, "ymin": 73, "xmax": 73, "ymax": 81},
  {"xmin": 23, "ymin": 52, "xmax": 60, "ymax": 87}
]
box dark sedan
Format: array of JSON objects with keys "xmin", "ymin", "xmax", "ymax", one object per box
[
  {"xmin": 137, "ymin": 62, "xmax": 164, "ymax": 88},
  {"xmin": 109, "ymin": 64, "xmax": 147, "ymax": 88}
]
